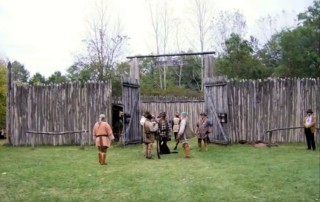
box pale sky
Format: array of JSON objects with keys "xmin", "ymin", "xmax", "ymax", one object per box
[{"xmin": 0, "ymin": 0, "xmax": 314, "ymax": 77}]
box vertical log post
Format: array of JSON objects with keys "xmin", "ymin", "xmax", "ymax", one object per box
[
  {"xmin": 268, "ymin": 131, "xmax": 273, "ymax": 147},
  {"xmin": 204, "ymin": 55, "xmax": 215, "ymax": 78},
  {"xmin": 130, "ymin": 58, "xmax": 139, "ymax": 80}
]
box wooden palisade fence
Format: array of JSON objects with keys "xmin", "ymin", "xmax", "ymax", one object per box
[
  {"xmin": 141, "ymin": 78, "xmax": 319, "ymax": 143},
  {"xmin": 7, "ymin": 62, "xmax": 112, "ymax": 146},
  {"xmin": 6, "ymin": 63, "xmax": 319, "ymax": 145}
]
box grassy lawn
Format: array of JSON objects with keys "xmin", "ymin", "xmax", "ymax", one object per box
[{"xmin": 0, "ymin": 139, "xmax": 319, "ymax": 202}]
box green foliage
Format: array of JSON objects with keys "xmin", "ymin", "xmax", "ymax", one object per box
[
  {"xmin": 141, "ymin": 86, "xmax": 202, "ymax": 97},
  {"xmin": 0, "ymin": 64, "xmax": 6, "ymax": 128},
  {"xmin": 47, "ymin": 71, "xmax": 67, "ymax": 84},
  {"xmin": 259, "ymin": 0, "xmax": 320, "ymax": 78},
  {"xmin": 66, "ymin": 63, "xmax": 94, "ymax": 84},
  {"xmin": 28, "ymin": 73, "xmax": 46, "ymax": 85},
  {"xmin": 216, "ymin": 34, "xmax": 272, "ymax": 79},
  {"xmin": 111, "ymin": 76, "xmax": 122, "ymax": 97},
  {"xmin": 273, "ymin": 26, "xmax": 319, "ymax": 77},
  {"xmin": 11, "ymin": 61, "xmax": 30, "ymax": 83},
  {"xmin": 0, "ymin": 140, "xmax": 318, "ymax": 201}
]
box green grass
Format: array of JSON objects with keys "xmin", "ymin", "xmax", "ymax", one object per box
[{"xmin": 0, "ymin": 139, "xmax": 319, "ymax": 202}]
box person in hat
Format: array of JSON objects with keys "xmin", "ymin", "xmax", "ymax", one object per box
[
  {"xmin": 142, "ymin": 111, "xmax": 158, "ymax": 159},
  {"xmin": 303, "ymin": 109, "xmax": 316, "ymax": 150},
  {"xmin": 172, "ymin": 112, "xmax": 180, "ymax": 140},
  {"xmin": 158, "ymin": 112, "xmax": 171, "ymax": 154},
  {"xmin": 177, "ymin": 112, "xmax": 191, "ymax": 158},
  {"xmin": 195, "ymin": 112, "xmax": 213, "ymax": 151},
  {"xmin": 92, "ymin": 114, "xmax": 114, "ymax": 165}
]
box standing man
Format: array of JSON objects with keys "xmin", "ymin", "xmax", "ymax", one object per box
[
  {"xmin": 303, "ymin": 109, "xmax": 316, "ymax": 151},
  {"xmin": 158, "ymin": 112, "xmax": 171, "ymax": 154},
  {"xmin": 177, "ymin": 112, "xmax": 191, "ymax": 158},
  {"xmin": 172, "ymin": 112, "xmax": 180, "ymax": 141},
  {"xmin": 143, "ymin": 111, "xmax": 158, "ymax": 159},
  {"xmin": 195, "ymin": 112, "xmax": 213, "ymax": 151},
  {"xmin": 92, "ymin": 114, "xmax": 114, "ymax": 165}
]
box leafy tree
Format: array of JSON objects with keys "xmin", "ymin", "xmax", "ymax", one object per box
[
  {"xmin": 273, "ymin": 27, "xmax": 319, "ymax": 77},
  {"xmin": 179, "ymin": 56, "xmax": 202, "ymax": 91},
  {"xmin": 216, "ymin": 34, "xmax": 271, "ymax": 79},
  {"xmin": 66, "ymin": 63, "xmax": 93, "ymax": 83},
  {"xmin": 112, "ymin": 62, "xmax": 130, "ymax": 97},
  {"xmin": 0, "ymin": 63, "xmax": 6, "ymax": 128},
  {"xmin": 29, "ymin": 73, "xmax": 46, "ymax": 85},
  {"xmin": 11, "ymin": 61, "xmax": 30, "ymax": 83},
  {"xmin": 259, "ymin": 0, "xmax": 320, "ymax": 77},
  {"xmin": 47, "ymin": 71, "xmax": 68, "ymax": 84}
]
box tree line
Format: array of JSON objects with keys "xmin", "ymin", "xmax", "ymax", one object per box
[{"xmin": 1, "ymin": 0, "xmax": 319, "ymax": 98}]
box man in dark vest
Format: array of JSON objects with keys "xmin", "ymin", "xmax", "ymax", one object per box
[{"xmin": 158, "ymin": 112, "xmax": 171, "ymax": 154}]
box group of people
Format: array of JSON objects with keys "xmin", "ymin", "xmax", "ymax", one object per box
[
  {"xmin": 90, "ymin": 108, "xmax": 316, "ymax": 165},
  {"xmin": 141, "ymin": 111, "xmax": 213, "ymax": 159}
]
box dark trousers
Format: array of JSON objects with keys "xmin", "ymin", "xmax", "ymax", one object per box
[
  {"xmin": 305, "ymin": 128, "xmax": 316, "ymax": 150},
  {"xmin": 174, "ymin": 132, "xmax": 178, "ymax": 140},
  {"xmin": 159, "ymin": 136, "xmax": 171, "ymax": 154}
]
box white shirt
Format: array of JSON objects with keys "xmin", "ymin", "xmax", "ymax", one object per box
[{"xmin": 306, "ymin": 116, "xmax": 312, "ymax": 126}]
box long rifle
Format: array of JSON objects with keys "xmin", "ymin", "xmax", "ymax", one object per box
[
  {"xmin": 156, "ymin": 132, "xmax": 161, "ymax": 159},
  {"xmin": 173, "ymin": 140, "xmax": 179, "ymax": 150}
]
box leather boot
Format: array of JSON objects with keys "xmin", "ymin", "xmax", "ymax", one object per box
[
  {"xmin": 183, "ymin": 144, "xmax": 190, "ymax": 158},
  {"xmin": 146, "ymin": 143, "xmax": 153, "ymax": 159},
  {"xmin": 98, "ymin": 153, "xmax": 101, "ymax": 164},
  {"xmin": 101, "ymin": 153, "xmax": 107, "ymax": 165},
  {"xmin": 204, "ymin": 142, "xmax": 208, "ymax": 151},
  {"xmin": 198, "ymin": 142, "xmax": 202, "ymax": 151}
]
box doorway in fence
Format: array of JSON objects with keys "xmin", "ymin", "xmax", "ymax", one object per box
[{"xmin": 112, "ymin": 104, "xmax": 124, "ymax": 143}]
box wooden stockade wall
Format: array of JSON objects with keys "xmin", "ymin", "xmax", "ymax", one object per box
[
  {"xmin": 141, "ymin": 78, "xmax": 319, "ymax": 143},
  {"xmin": 226, "ymin": 78, "xmax": 319, "ymax": 143},
  {"xmin": 6, "ymin": 77, "xmax": 319, "ymax": 146},
  {"xmin": 7, "ymin": 82, "xmax": 112, "ymax": 146}
]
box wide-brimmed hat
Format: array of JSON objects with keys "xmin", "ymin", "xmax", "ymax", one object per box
[
  {"xmin": 159, "ymin": 112, "xmax": 166, "ymax": 117},
  {"xmin": 144, "ymin": 111, "xmax": 152, "ymax": 119},
  {"xmin": 200, "ymin": 112, "xmax": 207, "ymax": 116},
  {"xmin": 306, "ymin": 109, "xmax": 313, "ymax": 114}
]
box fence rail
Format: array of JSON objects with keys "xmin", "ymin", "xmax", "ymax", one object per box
[
  {"xmin": 265, "ymin": 127, "xmax": 320, "ymax": 147},
  {"xmin": 26, "ymin": 130, "xmax": 88, "ymax": 149}
]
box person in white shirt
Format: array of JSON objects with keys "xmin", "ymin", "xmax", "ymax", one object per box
[
  {"xmin": 303, "ymin": 109, "xmax": 316, "ymax": 150},
  {"xmin": 177, "ymin": 112, "xmax": 191, "ymax": 158}
]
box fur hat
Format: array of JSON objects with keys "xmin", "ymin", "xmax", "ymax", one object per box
[{"xmin": 306, "ymin": 109, "xmax": 313, "ymax": 114}]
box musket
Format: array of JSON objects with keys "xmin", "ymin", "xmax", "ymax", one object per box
[
  {"xmin": 156, "ymin": 132, "xmax": 161, "ymax": 159},
  {"xmin": 173, "ymin": 140, "xmax": 179, "ymax": 150}
]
